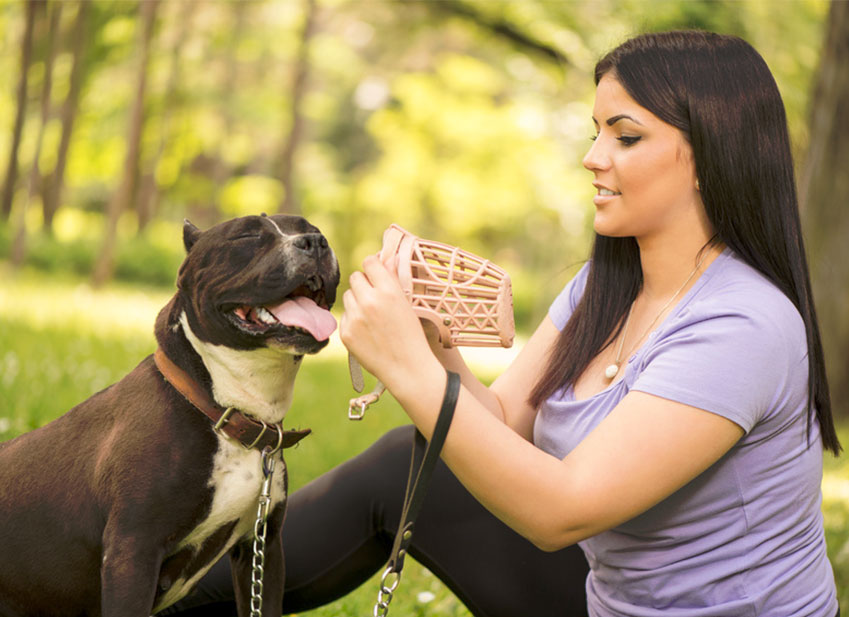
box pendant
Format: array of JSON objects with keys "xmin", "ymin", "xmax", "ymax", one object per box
[{"xmin": 604, "ymin": 363, "xmax": 619, "ymax": 380}]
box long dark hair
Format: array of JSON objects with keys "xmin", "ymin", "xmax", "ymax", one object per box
[{"xmin": 529, "ymin": 30, "xmax": 841, "ymax": 455}]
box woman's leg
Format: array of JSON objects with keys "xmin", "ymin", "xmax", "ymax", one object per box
[{"xmin": 159, "ymin": 425, "xmax": 589, "ymax": 617}]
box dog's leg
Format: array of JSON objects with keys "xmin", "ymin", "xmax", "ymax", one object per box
[
  {"xmin": 231, "ymin": 502, "xmax": 286, "ymax": 617},
  {"xmin": 100, "ymin": 524, "xmax": 165, "ymax": 617}
]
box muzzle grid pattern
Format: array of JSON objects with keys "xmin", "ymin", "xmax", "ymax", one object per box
[{"xmin": 381, "ymin": 225, "xmax": 514, "ymax": 349}]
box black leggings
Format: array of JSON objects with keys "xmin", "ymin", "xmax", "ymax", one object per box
[{"xmin": 158, "ymin": 425, "xmax": 590, "ymax": 617}]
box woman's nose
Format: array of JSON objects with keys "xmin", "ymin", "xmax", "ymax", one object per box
[{"xmin": 582, "ymin": 138, "xmax": 609, "ymax": 172}]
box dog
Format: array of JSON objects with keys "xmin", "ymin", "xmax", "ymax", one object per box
[{"xmin": 0, "ymin": 214, "xmax": 340, "ymax": 617}]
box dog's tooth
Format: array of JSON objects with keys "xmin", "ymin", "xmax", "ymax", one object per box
[{"xmin": 256, "ymin": 307, "xmax": 277, "ymax": 325}]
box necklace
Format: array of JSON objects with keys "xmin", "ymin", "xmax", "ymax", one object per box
[{"xmin": 603, "ymin": 249, "xmax": 713, "ymax": 381}]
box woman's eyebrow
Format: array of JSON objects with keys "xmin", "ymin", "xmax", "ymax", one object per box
[
  {"xmin": 591, "ymin": 114, "xmax": 644, "ymax": 127},
  {"xmin": 606, "ymin": 114, "xmax": 643, "ymax": 126}
]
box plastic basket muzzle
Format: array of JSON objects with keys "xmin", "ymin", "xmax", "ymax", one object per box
[
  {"xmin": 347, "ymin": 225, "xmax": 515, "ymax": 419},
  {"xmin": 379, "ymin": 224, "xmax": 515, "ymax": 349}
]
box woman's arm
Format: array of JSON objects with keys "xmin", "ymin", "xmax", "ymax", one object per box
[
  {"xmin": 423, "ymin": 317, "xmax": 560, "ymax": 442},
  {"xmin": 341, "ymin": 257, "xmax": 743, "ymax": 550}
]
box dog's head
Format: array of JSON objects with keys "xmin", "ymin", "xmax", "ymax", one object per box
[{"xmin": 176, "ymin": 214, "xmax": 340, "ymax": 355}]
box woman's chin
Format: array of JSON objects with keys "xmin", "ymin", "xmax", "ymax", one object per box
[{"xmin": 592, "ymin": 213, "xmax": 626, "ymax": 238}]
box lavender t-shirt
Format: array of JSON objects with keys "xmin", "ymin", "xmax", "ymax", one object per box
[{"xmin": 533, "ymin": 250, "xmax": 838, "ymax": 617}]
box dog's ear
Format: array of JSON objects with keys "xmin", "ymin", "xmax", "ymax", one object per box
[{"xmin": 183, "ymin": 220, "xmax": 202, "ymax": 252}]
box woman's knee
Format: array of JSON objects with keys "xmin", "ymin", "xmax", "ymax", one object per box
[
  {"xmin": 341, "ymin": 424, "xmax": 419, "ymax": 490},
  {"xmin": 369, "ymin": 424, "xmax": 417, "ymax": 460},
  {"xmin": 285, "ymin": 425, "xmax": 417, "ymax": 530}
]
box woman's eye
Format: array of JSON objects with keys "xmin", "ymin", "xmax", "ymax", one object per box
[{"xmin": 589, "ymin": 134, "xmax": 640, "ymax": 145}]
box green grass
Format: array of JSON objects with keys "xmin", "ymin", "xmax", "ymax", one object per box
[
  {"xmin": 1, "ymin": 263, "xmax": 847, "ymax": 614},
  {"xmin": 823, "ymin": 425, "xmax": 849, "ymax": 612},
  {"xmin": 0, "ymin": 263, "xmax": 473, "ymax": 617}
]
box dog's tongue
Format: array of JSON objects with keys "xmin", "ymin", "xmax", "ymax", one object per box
[{"xmin": 268, "ymin": 296, "xmax": 337, "ymax": 341}]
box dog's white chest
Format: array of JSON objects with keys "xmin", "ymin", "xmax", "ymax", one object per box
[
  {"xmin": 205, "ymin": 439, "xmax": 287, "ymax": 529},
  {"xmin": 153, "ymin": 438, "xmax": 287, "ymax": 611},
  {"xmin": 153, "ymin": 315, "xmax": 298, "ymax": 611}
]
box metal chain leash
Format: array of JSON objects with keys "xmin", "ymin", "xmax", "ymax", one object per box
[
  {"xmin": 373, "ymin": 566, "xmax": 401, "ymax": 617},
  {"xmin": 250, "ymin": 447, "xmax": 276, "ymax": 617}
]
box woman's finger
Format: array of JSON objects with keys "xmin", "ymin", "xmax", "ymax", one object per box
[
  {"xmin": 361, "ymin": 255, "xmax": 402, "ymax": 292},
  {"xmin": 347, "ymin": 269, "xmax": 373, "ymax": 296}
]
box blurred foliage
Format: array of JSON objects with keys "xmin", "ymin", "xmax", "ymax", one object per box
[
  {"xmin": 0, "ymin": 208, "xmax": 183, "ymax": 284},
  {"xmin": 0, "ymin": 0, "xmax": 830, "ymax": 330}
]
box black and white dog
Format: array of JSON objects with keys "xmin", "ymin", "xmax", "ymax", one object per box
[{"xmin": 0, "ymin": 214, "xmax": 340, "ymax": 617}]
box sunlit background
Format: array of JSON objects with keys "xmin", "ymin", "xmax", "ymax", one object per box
[
  {"xmin": 1, "ymin": 1, "xmax": 846, "ymax": 614},
  {"xmin": 0, "ymin": 0, "xmax": 830, "ymax": 324}
]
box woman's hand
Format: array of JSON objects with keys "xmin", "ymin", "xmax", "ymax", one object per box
[{"xmin": 340, "ymin": 255, "xmax": 438, "ymax": 393}]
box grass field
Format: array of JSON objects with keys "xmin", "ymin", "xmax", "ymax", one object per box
[{"xmin": 1, "ymin": 263, "xmax": 846, "ymax": 614}]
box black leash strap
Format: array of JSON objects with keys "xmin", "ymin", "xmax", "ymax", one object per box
[{"xmin": 373, "ymin": 371, "xmax": 461, "ymax": 617}]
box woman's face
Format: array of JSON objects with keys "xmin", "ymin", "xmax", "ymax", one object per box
[{"xmin": 583, "ymin": 74, "xmax": 701, "ymax": 242}]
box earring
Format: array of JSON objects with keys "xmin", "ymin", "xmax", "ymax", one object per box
[{"xmin": 696, "ymin": 179, "xmax": 701, "ymax": 191}]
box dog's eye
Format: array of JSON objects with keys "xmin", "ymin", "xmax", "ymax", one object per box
[{"xmin": 232, "ymin": 234, "xmax": 261, "ymax": 242}]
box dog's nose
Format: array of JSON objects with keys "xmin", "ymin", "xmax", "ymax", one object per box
[{"xmin": 293, "ymin": 233, "xmax": 328, "ymax": 255}]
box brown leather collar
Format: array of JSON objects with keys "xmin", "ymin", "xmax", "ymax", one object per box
[{"xmin": 153, "ymin": 347, "xmax": 311, "ymax": 453}]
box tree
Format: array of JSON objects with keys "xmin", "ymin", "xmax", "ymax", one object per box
[
  {"xmin": 420, "ymin": 0, "xmax": 573, "ymax": 68},
  {"xmin": 801, "ymin": 0, "xmax": 849, "ymax": 418},
  {"xmin": 1, "ymin": 0, "xmax": 39, "ymax": 222},
  {"xmin": 92, "ymin": 0, "xmax": 158, "ymax": 286},
  {"xmin": 276, "ymin": 0, "xmax": 318, "ymax": 215},
  {"xmin": 11, "ymin": 0, "xmax": 61, "ymax": 265},
  {"xmin": 42, "ymin": 0, "xmax": 91, "ymax": 232},
  {"xmin": 137, "ymin": 0, "xmax": 193, "ymax": 232}
]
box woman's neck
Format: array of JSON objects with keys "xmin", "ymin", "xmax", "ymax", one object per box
[{"xmin": 636, "ymin": 231, "xmax": 721, "ymax": 301}]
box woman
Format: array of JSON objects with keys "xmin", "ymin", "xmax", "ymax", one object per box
[{"xmin": 165, "ymin": 30, "xmax": 840, "ymax": 616}]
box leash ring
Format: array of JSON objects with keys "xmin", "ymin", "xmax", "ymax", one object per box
[
  {"xmin": 267, "ymin": 423, "xmax": 285, "ymax": 456},
  {"xmin": 379, "ymin": 567, "xmax": 401, "ymax": 593}
]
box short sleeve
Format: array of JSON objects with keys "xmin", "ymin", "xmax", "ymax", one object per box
[
  {"xmin": 548, "ymin": 262, "xmax": 591, "ymax": 331},
  {"xmin": 630, "ymin": 302, "xmax": 804, "ymax": 432}
]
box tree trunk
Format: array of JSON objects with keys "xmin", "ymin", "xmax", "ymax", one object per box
[
  {"xmin": 11, "ymin": 0, "xmax": 61, "ymax": 266},
  {"xmin": 92, "ymin": 0, "xmax": 158, "ymax": 286},
  {"xmin": 176, "ymin": 1, "xmax": 248, "ymax": 226},
  {"xmin": 42, "ymin": 0, "xmax": 91, "ymax": 232},
  {"xmin": 276, "ymin": 0, "xmax": 317, "ymax": 215},
  {"xmin": 801, "ymin": 0, "xmax": 849, "ymax": 418},
  {"xmin": 137, "ymin": 0, "xmax": 193, "ymax": 232},
  {"xmin": 211, "ymin": 0, "xmax": 246, "ymax": 203},
  {"xmin": 1, "ymin": 0, "xmax": 39, "ymax": 222}
]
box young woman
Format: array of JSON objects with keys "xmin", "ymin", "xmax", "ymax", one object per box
[{"xmin": 163, "ymin": 30, "xmax": 840, "ymax": 617}]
